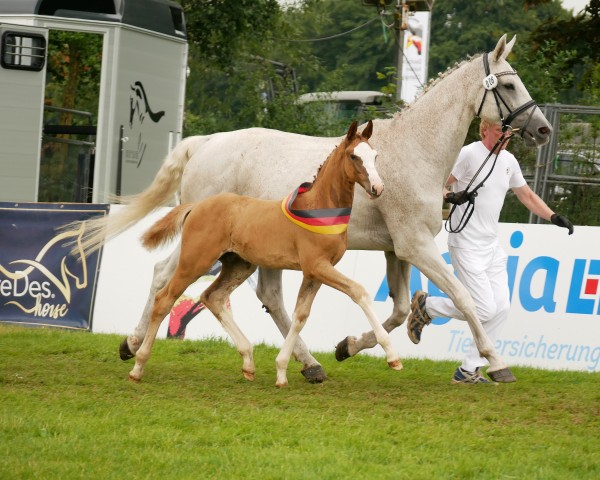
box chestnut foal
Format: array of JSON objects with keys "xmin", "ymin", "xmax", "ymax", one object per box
[{"xmin": 130, "ymin": 120, "xmax": 401, "ymax": 386}]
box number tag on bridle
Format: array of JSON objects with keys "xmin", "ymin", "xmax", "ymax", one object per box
[{"xmin": 483, "ymin": 74, "xmax": 498, "ymax": 90}]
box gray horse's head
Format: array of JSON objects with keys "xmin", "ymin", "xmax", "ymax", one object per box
[{"xmin": 477, "ymin": 35, "xmax": 552, "ymax": 148}]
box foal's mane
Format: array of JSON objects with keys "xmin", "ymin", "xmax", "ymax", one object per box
[{"xmin": 312, "ymin": 143, "xmax": 338, "ymax": 182}]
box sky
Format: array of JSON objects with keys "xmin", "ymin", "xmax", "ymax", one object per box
[{"xmin": 560, "ymin": 0, "xmax": 588, "ymax": 13}]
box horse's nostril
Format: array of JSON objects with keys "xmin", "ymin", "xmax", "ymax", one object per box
[{"xmin": 539, "ymin": 126, "xmax": 552, "ymax": 136}]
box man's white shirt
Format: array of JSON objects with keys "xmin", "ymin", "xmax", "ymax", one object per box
[{"xmin": 448, "ymin": 141, "xmax": 526, "ymax": 249}]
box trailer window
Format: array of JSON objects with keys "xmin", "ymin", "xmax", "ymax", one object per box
[{"xmin": 1, "ymin": 32, "xmax": 46, "ymax": 71}]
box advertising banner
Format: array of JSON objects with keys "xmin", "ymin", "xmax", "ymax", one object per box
[
  {"xmin": 0, "ymin": 203, "xmax": 109, "ymax": 330},
  {"xmin": 400, "ymin": 11, "xmax": 431, "ymax": 103}
]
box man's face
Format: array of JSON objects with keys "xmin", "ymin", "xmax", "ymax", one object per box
[{"xmin": 485, "ymin": 124, "xmax": 510, "ymax": 150}]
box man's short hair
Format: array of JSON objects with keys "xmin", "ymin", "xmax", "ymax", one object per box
[{"xmin": 479, "ymin": 119, "xmax": 501, "ymax": 139}]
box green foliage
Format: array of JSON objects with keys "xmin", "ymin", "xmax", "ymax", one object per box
[
  {"xmin": 428, "ymin": 0, "xmax": 569, "ymax": 79},
  {"xmin": 1, "ymin": 325, "xmax": 599, "ymax": 479},
  {"xmin": 514, "ymin": 41, "xmax": 577, "ymax": 104},
  {"xmin": 287, "ymin": 0, "xmax": 395, "ymax": 92},
  {"xmin": 180, "ymin": 0, "xmax": 281, "ymax": 67},
  {"xmin": 45, "ymin": 31, "xmax": 103, "ymax": 117},
  {"xmin": 528, "ymin": 0, "xmax": 600, "ymax": 102}
]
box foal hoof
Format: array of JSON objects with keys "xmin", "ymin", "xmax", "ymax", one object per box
[
  {"xmin": 301, "ymin": 365, "xmax": 327, "ymax": 383},
  {"xmin": 388, "ymin": 359, "xmax": 403, "ymax": 371},
  {"xmin": 335, "ymin": 337, "xmax": 353, "ymax": 362},
  {"xmin": 119, "ymin": 338, "xmax": 134, "ymax": 361},
  {"xmin": 487, "ymin": 367, "xmax": 517, "ymax": 383}
]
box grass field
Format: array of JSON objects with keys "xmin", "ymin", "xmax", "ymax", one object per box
[{"xmin": 1, "ymin": 324, "xmax": 598, "ymax": 479}]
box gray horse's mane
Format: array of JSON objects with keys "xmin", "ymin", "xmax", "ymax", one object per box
[
  {"xmin": 420, "ymin": 53, "xmax": 482, "ymax": 96},
  {"xmin": 392, "ymin": 53, "xmax": 483, "ymax": 118}
]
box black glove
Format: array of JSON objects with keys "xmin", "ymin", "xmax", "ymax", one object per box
[
  {"xmin": 445, "ymin": 190, "xmax": 476, "ymax": 206},
  {"xmin": 551, "ymin": 213, "xmax": 574, "ymax": 235}
]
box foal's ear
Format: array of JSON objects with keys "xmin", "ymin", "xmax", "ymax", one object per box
[
  {"xmin": 346, "ymin": 120, "xmax": 358, "ymax": 141},
  {"xmin": 361, "ymin": 120, "xmax": 373, "ymax": 140}
]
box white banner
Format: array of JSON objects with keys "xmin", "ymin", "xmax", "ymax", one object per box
[
  {"xmin": 400, "ymin": 11, "xmax": 431, "ymax": 103},
  {"xmin": 92, "ymin": 206, "xmax": 600, "ymax": 372}
]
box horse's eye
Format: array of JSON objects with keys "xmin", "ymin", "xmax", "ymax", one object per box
[
  {"xmin": 350, "ymin": 154, "xmax": 358, "ymax": 161},
  {"xmin": 504, "ymin": 83, "xmax": 515, "ymax": 91}
]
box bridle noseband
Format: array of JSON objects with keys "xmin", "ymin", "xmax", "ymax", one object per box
[{"xmin": 446, "ymin": 53, "xmax": 538, "ymax": 234}]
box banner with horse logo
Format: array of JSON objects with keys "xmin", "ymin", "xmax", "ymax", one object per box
[{"xmin": 0, "ymin": 203, "xmax": 109, "ymax": 330}]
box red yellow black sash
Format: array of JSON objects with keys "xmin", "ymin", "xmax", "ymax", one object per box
[{"xmin": 281, "ymin": 182, "xmax": 351, "ymax": 234}]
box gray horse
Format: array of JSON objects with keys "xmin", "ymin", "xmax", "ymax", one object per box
[{"xmin": 75, "ymin": 35, "xmax": 551, "ymax": 382}]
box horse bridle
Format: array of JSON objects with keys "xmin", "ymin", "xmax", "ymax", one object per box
[
  {"xmin": 446, "ymin": 53, "xmax": 538, "ymax": 234},
  {"xmin": 476, "ymin": 52, "xmax": 538, "ymax": 135}
]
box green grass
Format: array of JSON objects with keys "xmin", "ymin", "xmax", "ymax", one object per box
[{"xmin": 1, "ymin": 324, "xmax": 598, "ymax": 480}]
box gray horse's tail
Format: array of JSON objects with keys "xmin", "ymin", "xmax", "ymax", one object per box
[
  {"xmin": 141, "ymin": 203, "xmax": 194, "ymax": 251},
  {"xmin": 63, "ymin": 135, "xmax": 205, "ymax": 255}
]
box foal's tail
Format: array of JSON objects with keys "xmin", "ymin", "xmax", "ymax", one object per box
[
  {"xmin": 62, "ymin": 135, "xmax": 207, "ymax": 255},
  {"xmin": 141, "ymin": 204, "xmax": 194, "ymax": 251}
]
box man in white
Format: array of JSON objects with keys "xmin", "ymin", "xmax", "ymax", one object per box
[{"xmin": 407, "ymin": 119, "xmax": 574, "ymax": 384}]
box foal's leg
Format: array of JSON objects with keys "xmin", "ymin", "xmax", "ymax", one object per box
[
  {"xmin": 275, "ymin": 278, "xmax": 322, "ymax": 388},
  {"xmin": 256, "ymin": 267, "xmax": 327, "ymax": 383},
  {"xmin": 120, "ymin": 244, "xmax": 181, "ymax": 360},
  {"xmin": 312, "ymin": 262, "xmax": 402, "ymax": 371},
  {"xmin": 128, "ymin": 266, "xmax": 198, "ymax": 382},
  {"xmin": 200, "ymin": 254, "xmax": 257, "ymax": 381},
  {"xmin": 336, "ymin": 252, "xmax": 411, "ymax": 360}
]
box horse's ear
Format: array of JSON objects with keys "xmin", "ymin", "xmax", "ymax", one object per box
[
  {"xmin": 492, "ymin": 33, "xmax": 508, "ymax": 62},
  {"xmin": 346, "ymin": 120, "xmax": 358, "ymax": 141},
  {"xmin": 504, "ymin": 35, "xmax": 516, "ymax": 59},
  {"xmin": 361, "ymin": 120, "xmax": 373, "ymax": 140}
]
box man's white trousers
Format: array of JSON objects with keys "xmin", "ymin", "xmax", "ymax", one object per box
[{"xmin": 426, "ymin": 243, "xmax": 511, "ymax": 372}]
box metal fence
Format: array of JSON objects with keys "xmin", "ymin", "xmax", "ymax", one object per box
[{"xmin": 529, "ymin": 104, "xmax": 600, "ymax": 226}]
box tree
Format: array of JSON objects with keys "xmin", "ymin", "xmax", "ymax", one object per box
[
  {"xmin": 527, "ymin": 0, "xmax": 600, "ymax": 105},
  {"xmin": 180, "ymin": 0, "xmax": 281, "ymax": 67}
]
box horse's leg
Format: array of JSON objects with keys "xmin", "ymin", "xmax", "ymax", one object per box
[
  {"xmin": 120, "ymin": 245, "xmax": 181, "ymax": 360},
  {"xmin": 256, "ymin": 267, "xmax": 327, "ymax": 383},
  {"xmin": 200, "ymin": 254, "xmax": 257, "ymax": 381},
  {"xmin": 402, "ymin": 240, "xmax": 511, "ymax": 378},
  {"xmin": 275, "ymin": 277, "xmax": 322, "ymax": 388},
  {"xmin": 336, "ymin": 252, "xmax": 411, "ymax": 360},
  {"xmin": 128, "ymin": 268, "xmax": 195, "ymax": 382},
  {"xmin": 311, "ymin": 262, "xmax": 402, "ymax": 370}
]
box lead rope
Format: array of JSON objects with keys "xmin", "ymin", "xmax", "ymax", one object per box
[{"xmin": 445, "ymin": 131, "xmax": 513, "ymax": 233}]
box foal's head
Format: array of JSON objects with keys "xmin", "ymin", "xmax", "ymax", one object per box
[{"xmin": 342, "ymin": 120, "xmax": 384, "ymax": 199}]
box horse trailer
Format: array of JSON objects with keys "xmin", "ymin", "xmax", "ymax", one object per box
[{"xmin": 0, "ymin": 0, "xmax": 187, "ymax": 203}]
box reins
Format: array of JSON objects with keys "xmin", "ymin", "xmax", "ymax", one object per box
[
  {"xmin": 445, "ymin": 52, "xmax": 538, "ymax": 234},
  {"xmin": 444, "ymin": 131, "xmax": 513, "ymax": 233}
]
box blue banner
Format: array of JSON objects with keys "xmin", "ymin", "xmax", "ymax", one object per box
[{"xmin": 0, "ymin": 203, "xmax": 109, "ymax": 330}]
